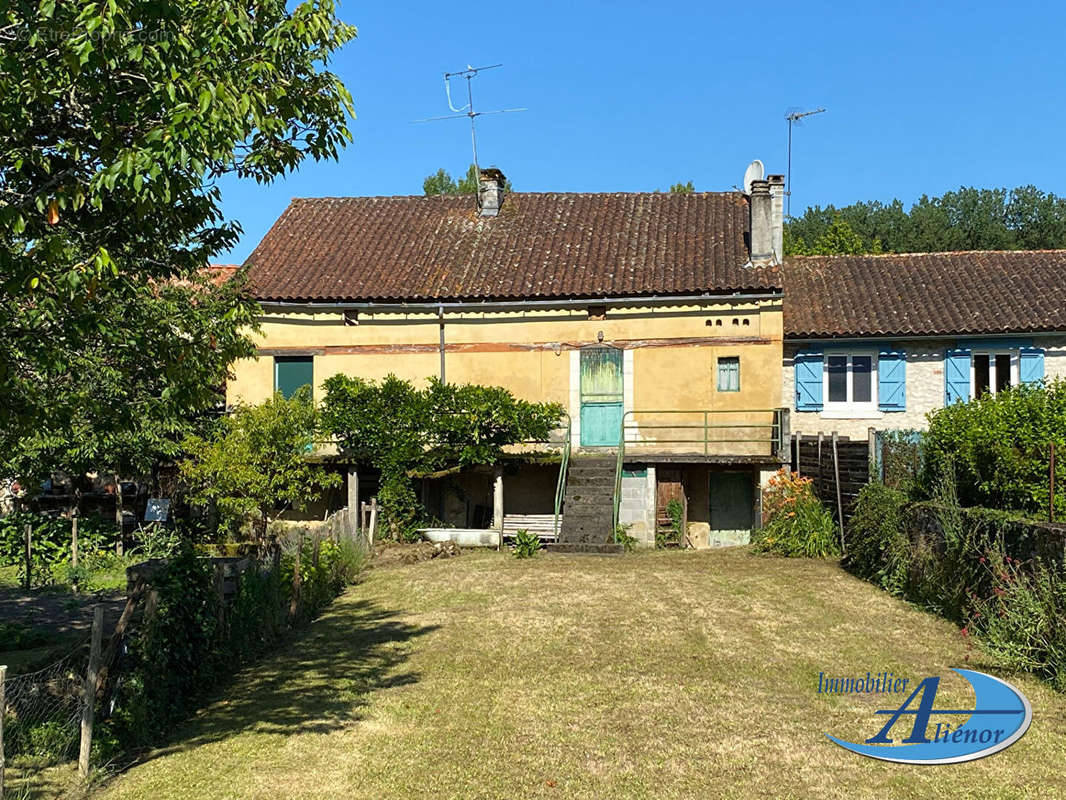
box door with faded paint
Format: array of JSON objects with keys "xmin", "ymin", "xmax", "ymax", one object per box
[
  {"xmin": 656, "ymin": 468, "xmax": 686, "ymax": 542},
  {"xmin": 709, "ymin": 471, "xmax": 754, "ymax": 545},
  {"xmin": 580, "ymin": 347, "xmax": 623, "ymax": 447}
]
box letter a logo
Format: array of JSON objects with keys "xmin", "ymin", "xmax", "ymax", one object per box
[{"xmin": 865, "ymin": 677, "xmax": 940, "ymax": 744}]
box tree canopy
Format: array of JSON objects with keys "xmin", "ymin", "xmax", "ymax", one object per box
[
  {"xmin": 785, "ymin": 185, "xmax": 1066, "ymax": 255},
  {"xmin": 668, "ymin": 181, "xmax": 695, "ymax": 194},
  {"xmin": 321, "ymin": 375, "xmax": 563, "ymax": 538},
  {"xmin": 423, "ymin": 164, "xmax": 513, "ymax": 196},
  {"xmin": 181, "ymin": 387, "xmax": 340, "ymax": 540},
  {"xmin": 1, "ymin": 0, "xmax": 356, "ymax": 483}
]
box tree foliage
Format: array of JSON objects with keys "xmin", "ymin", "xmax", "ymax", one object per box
[
  {"xmin": 668, "ymin": 181, "xmax": 695, "ymax": 194},
  {"xmin": 180, "ymin": 388, "xmax": 340, "ymax": 540},
  {"xmin": 785, "ymin": 216, "xmax": 880, "ymax": 256},
  {"xmin": 423, "ymin": 164, "xmax": 512, "ymax": 196},
  {"xmin": 0, "ymin": 0, "xmax": 356, "ymax": 481},
  {"xmin": 320, "ymin": 375, "xmax": 563, "ymax": 538},
  {"xmin": 921, "ymin": 380, "xmax": 1066, "ymax": 517},
  {"xmin": 785, "ymin": 185, "xmax": 1066, "ymax": 255}
]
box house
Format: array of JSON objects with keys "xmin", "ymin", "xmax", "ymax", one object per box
[
  {"xmin": 229, "ymin": 167, "xmax": 793, "ymax": 549},
  {"xmin": 782, "ymin": 251, "xmax": 1066, "ymax": 441}
]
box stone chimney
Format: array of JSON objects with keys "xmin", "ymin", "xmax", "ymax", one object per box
[
  {"xmin": 749, "ymin": 179, "xmax": 774, "ymax": 265},
  {"xmin": 478, "ymin": 167, "xmax": 507, "ymax": 217},
  {"xmin": 768, "ymin": 174, "xmax": 785, "ymax": 262}
]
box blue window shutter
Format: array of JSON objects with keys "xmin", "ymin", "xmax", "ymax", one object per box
[
  {"xmin": 1020, "ymin": 347, "xmax": 1045, "ymax": 384},
  {"xmin": 878, "ymin": 349, "xmax": 906, "ymax": 411},
  {"xmin": 794, "ymin": 351, "xmax": 823, "ymax": 411},
  {"xmin": 944, "ymin": 349, "xmax": 971, "ymax": 404}
]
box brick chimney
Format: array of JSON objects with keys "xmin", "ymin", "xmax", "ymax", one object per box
[{"xmin": 478, "ymin": 167, "xmax": 507, "ymax": 217}]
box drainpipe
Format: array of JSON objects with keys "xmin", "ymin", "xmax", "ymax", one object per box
[{"xmin": 438, "ymin": 304, "xmax": 445, "ymax": 384}]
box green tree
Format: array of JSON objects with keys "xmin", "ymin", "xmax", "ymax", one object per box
[
  {"xmin": 0, "ymin": 0, "xmax": 356, "ymax": 483},
  {"xmin": 785, "ymin": 185, "xmax": 1066, "ymax": 255},
  {"xmin": 320, "ymin": 375, "xmax": 562, "ymax": 539},
  {"xmin": 181, "ymin": 388, "xmax": 340, "ymax": 542},
  {"xmin": 669, "ymin": 181, "xmax": 695, "ymax": 194},
  {"xmin": 422, "ymin": 164, "xmax": 513, "ymax": 196}
]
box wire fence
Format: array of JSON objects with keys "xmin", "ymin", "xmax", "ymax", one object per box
[{"xmin": 2, "ymin": 639, "xmax": 89, "ymax": 774}]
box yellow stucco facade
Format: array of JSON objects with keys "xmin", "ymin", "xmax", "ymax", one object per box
[{"xmin": 227, "ymin": 300, "xmax": 785, "ymax": 439}]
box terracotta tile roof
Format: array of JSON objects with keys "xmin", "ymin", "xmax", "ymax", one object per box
[
  {"xmin": 245, "ymin": 192, "xmax": 779, "ymax": 302},
  {"xmin": 784, "ymin": 250, "xmax": 1066, "ymax": 338}
]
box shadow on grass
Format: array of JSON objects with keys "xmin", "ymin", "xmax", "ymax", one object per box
[{"xmin": 136, "ymin": 595, "xmax": 437, "ymax": 763}]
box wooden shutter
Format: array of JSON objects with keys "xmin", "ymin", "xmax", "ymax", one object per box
[
  {"xmin": 944, "ymin": 349, "xmax": 971, "ymax": 405},
  {"xmin": 1020, "ymin": 347, "xmax": 1045, "ymax": 385},
  {"xmin": 794, "ymin": 351, "xmax": 823, "ymax": 411},
  {"xmin": 877, "ymin": 349, "xmax": 906, "ymax": 411}
]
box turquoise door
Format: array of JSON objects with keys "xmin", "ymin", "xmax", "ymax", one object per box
[{"xmin": 580, "ymin": 347, "xmax": 623, "ymax": 447}]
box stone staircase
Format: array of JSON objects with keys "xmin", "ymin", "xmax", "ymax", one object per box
[{"xmin": 552, "ymin": 455, "xmax": 623, "ymax": 554}]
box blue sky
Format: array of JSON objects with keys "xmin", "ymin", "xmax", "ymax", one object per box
[{"xmin": 215, "ymin": 0, "xmax": 1066, "ymax": 262}]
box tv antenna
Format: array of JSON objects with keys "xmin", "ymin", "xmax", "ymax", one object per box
[
  {"xmin": 785, "ymin": 107, "xmax": 825, "ymax": 218},
  {"xmin": 413, "ymin": 63, "xmax": 526, "ymax": 174}
]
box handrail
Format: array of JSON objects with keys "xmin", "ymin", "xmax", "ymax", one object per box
[
  {"xmin": 611, "ymin": 407, "xmax": 789, "ymax": 534},
  {"xmin": 552, "ymin": 413, "xmax": 572, "ymax": 540},
  {"xmin": 612, "ymin": 415, "xmax": 626, "ymax": 537}
]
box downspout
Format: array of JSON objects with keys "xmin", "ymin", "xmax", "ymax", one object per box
[{"xmin": 438, "ymin": 304, "xmax": 446, "ymax": 384}]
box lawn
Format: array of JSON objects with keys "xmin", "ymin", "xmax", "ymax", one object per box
[{"xmin": 92, "ymin": 548, "xmax": 1066, "ymax": 800}]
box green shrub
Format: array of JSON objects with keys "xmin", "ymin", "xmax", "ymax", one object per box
[
  {"xmin": 0, "ymin": 512, "xmax": 115, "ymax": 586},
  {"xmin": 846, "ymin": 482, "xmax": 910, "ymax": 591},
  {"xmin": 922, "ymin": 379, "xmax": 1066, "ymax": 516},
  {"xmin": 752, "ymin": 469, "xmax": 839, "ymax": 558},
  {"xmin": 657, "ymin": 498, "xmax": 683, "ymax": 548},
  {"xmin": 970, "ymin": 554, "xmax": 1066, "ymax": 691},
  {"xmin": 614, "ymin": 524, "xmax": 638, "ymax": 552},
  {"xmin": 512, "ymin": 529, "xmax": 542, "ymax": 559},
  {"xmin": 101, "ymin": 535, "xmax": 364, "ymax": 756}
]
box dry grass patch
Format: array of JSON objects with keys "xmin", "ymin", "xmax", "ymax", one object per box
[{"xmin": 93, "ymin": 547, "xmax": 1066, "ymax": 800}]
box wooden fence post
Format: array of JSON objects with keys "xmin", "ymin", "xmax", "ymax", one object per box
[
  {"xmin": 832, "ymin": 432, "xmax": 845, "ymax": 554},
  {"xmin": 23, "ymin": 523, "xmax": 31, "ymax": 590},
  {"xmin": 71, "ymin": 516, "xmax": 79, "ymax": 569},
  {"xmin": 290, "ymin": 531, "xmax": 304, "ymax": 619},
  {"xmin": 79, "ymin": 605, "xmax": 104, "ymax": 778},
  {"xmin": 0, "ymin": 663, "xmax": 6, "ymax": 799},
  {"xmin": 368, "ymin": 498, "xmax": 378, "ymax": 547},
  {"xmin": 868, "ymin": 427, "xmax": 878, "ymax": 481},
  {"xmin": 816, "ymin": 433, "xmax": 824, "ymax": 498}
]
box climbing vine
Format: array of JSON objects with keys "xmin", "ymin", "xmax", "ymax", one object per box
[{"xmin": 321, "ymin": 375, "xmax": 563, "ymax": 539}]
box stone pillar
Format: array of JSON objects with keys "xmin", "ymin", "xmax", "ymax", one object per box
[{"xmin": 493, "ymin": 468, "xmax": 504, "ymax": 531}]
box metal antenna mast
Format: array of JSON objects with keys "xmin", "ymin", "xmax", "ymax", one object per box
[
  {"xmin": 785, "ymin": 107, "xmax": 826, "ymax": 218},
  {"xmin": 413, "ymin": 63, "xmax": 526, "ymax": 175}
]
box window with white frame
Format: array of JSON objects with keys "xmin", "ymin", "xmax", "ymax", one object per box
[
  {"xmin": 823, "ymin": 352, "xmax": 877, "ymax": 410},
  {"xmin": 972, "ymin": 351, "xmax": 1017, "ymax": 397},
  {"xmin": 717, "ymin": 356, "xmax": 740, "ymax": 392}
]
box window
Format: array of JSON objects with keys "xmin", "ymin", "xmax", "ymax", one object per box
[
  {"xmin": 717, "ymin": 356, "xmax": 740, "ymax": 392},
  {"xmin": 972, "ymin": 351, "xmax": 1017, "ymax": 397},
  {"xmin": 274, "ymin": 356, "xmax": 313, "ymax": 399},
  {"xmin": 823, "ymin": 352, "xmax": 877, "ymax": 409}
]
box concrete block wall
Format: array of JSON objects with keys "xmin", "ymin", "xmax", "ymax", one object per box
[
  {"xmin": 784, "ymin": 336, "xmax": 1066, "ymax": 440},
  {"xmin": 618, "ymin": 465, "xmax": 656, "ymax": 546}
]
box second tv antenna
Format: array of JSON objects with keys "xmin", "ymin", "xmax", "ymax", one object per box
[{"xmin": 413, "ymin": 63, "xmax": 525, "ymax": 173}]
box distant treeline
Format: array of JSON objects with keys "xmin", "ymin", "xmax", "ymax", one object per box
[{"xmin": 785, "ymin": 186, "xmax": 1066, "ymax": 255}]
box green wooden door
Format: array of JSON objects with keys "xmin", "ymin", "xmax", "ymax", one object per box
[
  {"xmin": 709, "ymin": 471, "xmax": 754, "ymax": 544},
  {"xmin": 580, "ymin": 347, "xmax": 623, "ymax": 447}
]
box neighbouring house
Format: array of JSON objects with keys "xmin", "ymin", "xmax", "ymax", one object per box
[
  {"xmin": 229, "ymin": 167, "xmax": 793, "ymax": 549},
  {"xmin": 782, "ymin": 250, "xmax": 1066, "ymax": 441}
]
